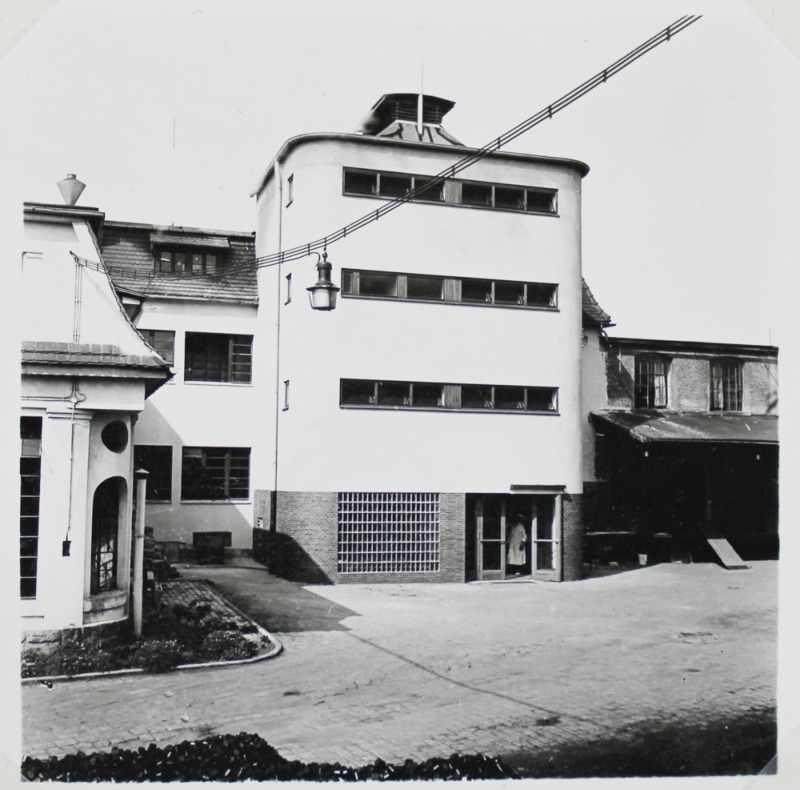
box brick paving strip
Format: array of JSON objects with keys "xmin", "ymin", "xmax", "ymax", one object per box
[
  {"xmin": 21, "ymin": 580, "xmax": 282, "ymax": 685},
  {"xmin": 21, "ymin": 562, "xmax": 777, "ymax": 772}
]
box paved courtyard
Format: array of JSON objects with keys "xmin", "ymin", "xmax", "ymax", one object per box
[{"xmin": 22, "ymin": 561, "xmax": 777, "ymax": 773}]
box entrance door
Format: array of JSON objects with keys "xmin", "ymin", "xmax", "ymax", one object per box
[{"xmin": 475, "ymin": 495, "xmax": 560, "ymax": 581}]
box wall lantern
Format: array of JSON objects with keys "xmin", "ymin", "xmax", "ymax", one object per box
[
  {"xmin": 57, "ymin": 173, "xmax": 86, "ymax": 206},
  {"xmin": 307, "ymin": 251, "xmax": 340, "ymax": 311}
]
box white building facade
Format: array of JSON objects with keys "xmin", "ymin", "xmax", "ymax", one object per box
[{"xmin": 251, "ymin": 95, "xmax": 590, "ymax": 582}]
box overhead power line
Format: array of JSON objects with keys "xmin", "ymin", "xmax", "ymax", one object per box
[{"xmin": 254, "ymin": 14, "xmax": 702, "ymax": 270}]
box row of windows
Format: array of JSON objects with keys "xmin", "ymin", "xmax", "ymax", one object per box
[
  {"xmin": 342, "ymin": 269, "xmax": 558, "ymax": 309},
  {"xmin": 134, "ymin": 446, "xmax": 251, "ymax": 502},
  {"xmin": 155, "ymin": 250, "xmax": 220, "ymax": 275},
  {"xmin": 343, "ymin": 168, "xmax": 558, "ymax": 215},
  {"xmin": 634, "ymin": 356, "xmax": 744, "ymax": 411},
  {"xmin": 340, "ymin": 379, "xmax": 559, "ymax": 413},
  {"xmin": 139, "ymin": 330, "xmax": 252, "ymax": 384},
  {"xmin": 20, "ymin": 417, "xmax": 42, "ymax": 600}
]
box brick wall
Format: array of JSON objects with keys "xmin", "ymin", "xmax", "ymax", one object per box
[
  {"xmin": 562, "ymin": 494, "xmax": 584, "ymax": 581},
  {"xmin": 267, "ymin": 491, "xmax": 467, "ymax": 585}
]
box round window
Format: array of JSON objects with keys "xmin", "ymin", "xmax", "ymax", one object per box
[{"xmin": 101, "ymin": 420, "xmax": 128, "ymax": 453}]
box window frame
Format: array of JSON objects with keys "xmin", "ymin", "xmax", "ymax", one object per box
[
  {"xmin": 154, "ymin": 249, "xmax": 220, "ymax": 275},
  {"xmin": 341, "ymin": 268, "xmax": 557, "ymax": 310},
  {"xmin": 139, "ymin": 329, "xmax": 175, "ymax": 365},
  {"xmin": 710, "ymin": 357, "xmax": 743, "ymax": 412},
  {"xmin": 181, "ymin": 446, "xmax": 251, "ymax": 502},
  {"xmin": 634, "ymin": 356, "xmax": 669, "ymax": 409},
  {"xmin": 184, "ymin": 332, "xmax": 253, "ymax": 384},
  {"xmin": 340, "ymin": 379, "xmax": 558, "ymax": 414},
  {"xmin": 342, "ymin": 167, "xmax": 557, "ymax": 215},
  {"xmin": 133, "ymin": 445, "xmax": 173, "ymax": 503}
]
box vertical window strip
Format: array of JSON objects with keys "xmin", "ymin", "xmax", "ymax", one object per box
[{"xmin": 20, "ymin": 417, "xmax": 42, "ymax": 600}]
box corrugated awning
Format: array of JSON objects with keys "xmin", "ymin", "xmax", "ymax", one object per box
[
  {"xmin": 150, "ymin": 233, "xmax": 230, "ymax": 250},
  {"xmin": 590, "ymin": 411, "xmax": 778, "ymax": 445}
]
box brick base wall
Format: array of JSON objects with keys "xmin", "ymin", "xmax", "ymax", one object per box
[
  {"xmin": 562, "ymin": 494, "xmax": 584, "ymax": 581},
  {"xmin": 265, "ymin": 491, "xmax": 467, "ymax": 585}
]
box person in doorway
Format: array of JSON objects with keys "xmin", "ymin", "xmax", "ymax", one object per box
[{"xmin": 507, "ymin": 519, "xmax": 528, "ymax": 575}]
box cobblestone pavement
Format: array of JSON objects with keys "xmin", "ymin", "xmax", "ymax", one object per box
[{"xmin": 22, "ymin": 562, "xmax": 777, "ymax": 771}]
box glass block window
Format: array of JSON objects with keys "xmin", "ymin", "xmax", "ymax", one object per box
[
  {"xmin": 338, "ymin": 493, "xmax": 440, "ymax": 574},
  {"xmin": 20, "ymin": 417, "xmax": 42, "ymax": 599}
]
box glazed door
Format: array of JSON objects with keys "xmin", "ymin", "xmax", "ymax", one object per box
[
  {"xmin": 476, "ymin": 497, "xmax": 506, "ymax": 580},
  {"xmin": 531, "ymin": 496, "xmax": 561, "ymax": 581}
]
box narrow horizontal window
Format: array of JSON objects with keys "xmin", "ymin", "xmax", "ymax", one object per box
[
  {"xmin": 341, "ymin": 379, "xmax": 558, "ymax": 414},
  {"xmin": 343, "ymin": 168, "xmax": 558, "ymax": 216},
  {"xmin": 359, "ymin": 272, "xmax": 398, "ymax": 298}
]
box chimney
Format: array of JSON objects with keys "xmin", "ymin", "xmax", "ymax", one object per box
[{"xmin": 57, "ymin": 174, "xmax": 86, "ymax": 206}]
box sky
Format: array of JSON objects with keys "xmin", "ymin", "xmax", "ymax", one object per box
[{"xmin": 1, "ymin": 0, "xmax": 798, "ymax": 350}]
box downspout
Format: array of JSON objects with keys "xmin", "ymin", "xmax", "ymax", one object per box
[
  {"xmin": 273, "ymin": 161, "xmax": 283, "ymax": 499},
  {"xmin": 64, "ymin": 380, "xmax": 86, "ymax": 555}
]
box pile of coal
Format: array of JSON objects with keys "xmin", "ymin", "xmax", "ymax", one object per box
[{"xmin": 22, "ymin": 733, "xmax": 515, "ymax": 782}]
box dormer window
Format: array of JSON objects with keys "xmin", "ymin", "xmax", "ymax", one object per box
[
  {"xmin": 150, "ymin": 232, "xmax": 230, "ymax": 275},
  {"xmin": 156, "ymin": 250, "xmax": 218, "ymax": 274}
]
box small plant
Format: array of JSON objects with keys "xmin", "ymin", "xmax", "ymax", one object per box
[
  {"xmin": 199, "ymin": 630, "xmax": 258, "ymax": 662},
  {"xmin": 132, "ymin": 639, "xmax": 184, "ymax": 673}
]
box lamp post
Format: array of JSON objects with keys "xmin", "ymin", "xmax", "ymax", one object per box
[{"xmin": 307, "ymin": 251, "xmax": 340, "ymax": 310}]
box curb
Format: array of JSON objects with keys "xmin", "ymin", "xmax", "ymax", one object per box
[{"xmin": 21, "ymin": 581, "xmax": 283, "ymax": 686}]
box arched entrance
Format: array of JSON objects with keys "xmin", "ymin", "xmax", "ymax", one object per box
[{"xmin": 91, "ymin": 477, "xmax": 124, "ymax": 593}]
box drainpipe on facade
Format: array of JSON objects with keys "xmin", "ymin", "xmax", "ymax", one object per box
[{"xmin": 132, "ymin": 468, "xmax": 148, "ymax": 637}]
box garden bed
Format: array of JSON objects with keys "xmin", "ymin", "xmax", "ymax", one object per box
[{"xmin": 21, "ymin": 580, "xmax": 279, "ymax": 679}]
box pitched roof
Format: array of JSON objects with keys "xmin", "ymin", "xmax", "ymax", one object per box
[
  {"xmin": 101, "ymin": 222, "xmax": 257, "ymax": 304},
  {"xmin": 582, "ymin": 279, "xmax": 612, "ymax": 327},
  {"xmin": 22, "ymin": 341, "xmax": 167, "ymax": 368}
]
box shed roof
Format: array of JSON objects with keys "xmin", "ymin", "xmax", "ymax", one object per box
[{"xmin": 590, "ymin": 411, "xmax": 778, "ymax": 445}]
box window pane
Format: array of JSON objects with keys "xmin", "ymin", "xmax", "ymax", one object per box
[
  {"xmin": 461, "ymin": 385, "xmax": 493, "ymax": 409},
  {"xmin": 134, "ymin": 445, "xmax": 172, "ymax": 501},
  {"xmin": 482, "ymin": 498, "xmax": 502, "ymax": 540},
  {"xmin": 182, "ymin": 447, "xmax": 249, "ymax": 501},
  {"xmin": 174, "ymin": 252, "xmax": 187, "ymax": 273},
  {"xmin": 461, "ymin": 182, "xmax": 493, "ymax": 207},
  {"xmin": 461, "ymin": 278, "xmax": 493, "ymax": 303},
  {"xmin": 377, "ymin": 381, "xmax": 411, "ymax": 406},
  {"xmin": 635, "ymin": 358, "xmax": 668, "ymax": 408},
  {"xmin": 526, "ymin": 189, "xmax": 556, "ymax": 213},
  {"xmin": 406, "ymin": 275, "xmax": 443, "ymax": 301},
  {"xmin": 526, "ymin": 388, "xmax": 556, "ymax": 412},
  {"xmin": 494, "ymin": 280, "xmax": 525, "ymax": 305},
  {"xmin": 495, "ymin": 386, "xmax": 526, "ymax": 410},
  {"xmin": 494, "ymin": 186, "xmax": 525, "ymax": 210},
  {"xmin": 141, "ymin": 330, "xmax": 175, "ymax": 364},
  {"xmin": 191, "ymin": 253, "xmax": 205, "ymax": 273},
  {"xmin": 341, "ymin": 379, "xmax": 375, "ymax": 405},
  {"xmin": 206, "ymin": 254, "xmax": 217, "ymax": 271},
  {"xmin": 536, "ymin": 542, "xmax": 554, "ymax": 570},
  {"xmin": 344, "ymin": 169, "xmax": 377, "ymax": 195},
  {"xmin": 412, "ymin": 383, "xmax": 444, "ymax": 407},
  {"xmin": 527, "ymin": 283, "xmax": 557, "ymax": 308},
  {"xmin": 414, "ymin": 177, "xmax": 444, "ymax": 202},
  {"xmin": 158, "ymin": 251, "xmax": 173, "ymax": 272},
  {"xmin": 230, "ymin": 336, "xmax": 253, "ymax": 383},
  {"xmin": 379, "ymin": 174, "xmax": 413, "ymax": 198},
  {"xmin": 537, "ymin": 500, "xmax": 555, "ymax": 539},
  {"xmin": 359, "ymin": 272, "xmax": 398, "ymax": 297},
  {"xmin": 341, "ymin": 270, "xmax": 355, "ymax": 295}
]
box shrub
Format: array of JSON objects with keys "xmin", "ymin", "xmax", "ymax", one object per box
[
  {"xmin": 132, "ymin": 639, "xmax": 184, "ymax": 673},
  {"xmin": 199, "ymin": 630, "xmax": 258, "ymax": 662}
]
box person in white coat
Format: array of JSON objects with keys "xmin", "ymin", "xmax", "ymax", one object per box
[{"xmin": 507, "ymin": 520, "xmax": 528, "ymax": 575}]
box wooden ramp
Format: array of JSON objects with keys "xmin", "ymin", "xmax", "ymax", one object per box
[{"xmin": 697, "ymin": 523, "xmax": 749, "ymax": 570}]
